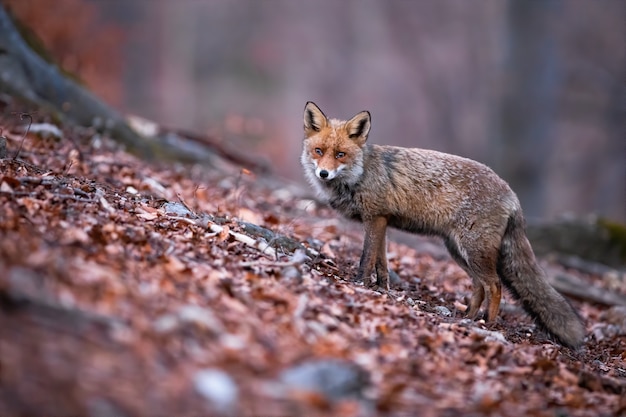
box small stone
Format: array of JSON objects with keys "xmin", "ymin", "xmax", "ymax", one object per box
[
  {"xmin": 434, "ymin": 306, "xmax": 452, "ymax": 317},
  {"xmin": 22, "ymin": 122, "xmax": 63, "ymax": 140},
  {"xmin": 87, "ymin": 398, "xmax": 128, "ymax": 417},
  {"xmin": 389, "ymin": 269, "xmax": 402, "ymax": 285},
  {"xmin": 178, "ymin": 305, "xmax": 223, "ymax": 331},
  {"xmin": 472, "ymin": 327, "xmax": 509, "ymax": 344},
  {"xmin": 162, "ymin": 201, "xmax": 194, "ymax": 217},
  {"xmin": 279, "ymin": 359, "xmax": 370, "ymax": 402},
  {"xmin": 281, "ymin": 265, "xmax": 302, "ymax": 283},
  {"xmin": 193, "ymin": 369, "xmax": 238, "ymax": 413}
]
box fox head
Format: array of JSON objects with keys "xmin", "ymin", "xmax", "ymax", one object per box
[{"xmin": 301, "ymin": 102, "xmax": 370, "ymax": 193}]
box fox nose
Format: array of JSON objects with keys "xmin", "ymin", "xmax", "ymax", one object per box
[{"xmin": 319, "ymin": 170, "xmax": 329, "ymax": 179}]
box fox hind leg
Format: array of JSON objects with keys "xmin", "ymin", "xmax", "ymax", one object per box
[
  {"xmin": 445, "ymin": 235, "xmax": 502, "ymax": 321},
  {"xmin": 466, "ymin": 277, "xmax": 485, "ymax": 319},
  {"xmin": 466, "ymin": 248, "xmax": 502, "ymax": 322},
  {"xmin": 466, "ymin": 271, "xmax": 501, "ymax": 321},
  {"xmin": 486, "ymin": 279, "xmax": 502, "ymax": 321}
]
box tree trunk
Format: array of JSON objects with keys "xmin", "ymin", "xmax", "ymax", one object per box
[
  {"xmin": 0, "ymin": 5, "xmax": 154, "ymax": 157},
  {"xmin": 491, "ymin": 0, "xmax": 560, "ymax": 217}
]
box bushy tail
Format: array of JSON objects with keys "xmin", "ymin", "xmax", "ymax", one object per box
[{"xmin": 497, "ymin": 210, "xmax": 585, "ymax": 348}]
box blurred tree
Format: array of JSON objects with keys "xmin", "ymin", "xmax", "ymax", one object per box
[
  {"xmin": 491, "ymin": 0, "xmax": 560, "ymax": 218},
  {"xmin": 3, "ymin": 0, "xmax": 126, "ymax": 106},
  {"xmin": 0, "ymin": 3, "xmax": 239, "ymax": 167},
  {"xmin": 0, "ymin": 4, "xmax": 151, "ymax": 157}
]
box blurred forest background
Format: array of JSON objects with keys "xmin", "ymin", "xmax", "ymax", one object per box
[{"xmin": 4, "ymin": 0, "xmax": 625, "ymax": 221}]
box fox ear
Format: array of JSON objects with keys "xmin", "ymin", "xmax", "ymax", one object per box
[
  {"xmin": 346, "ymin": 111, "xmax": 371, "ymax": 142},
  {"xmin": 304, "ymin": 101, "xmax": 328, "ymax": 136}
]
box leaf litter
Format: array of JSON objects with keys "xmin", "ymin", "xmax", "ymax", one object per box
[{"xmin": 0, "ymin": 110, "xmax": 625, "ymax": 417}]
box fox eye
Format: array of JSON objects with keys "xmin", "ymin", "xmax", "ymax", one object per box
[
  {"xmin": 315, "ymin": 148, "xmax": 323, "ymax": 156},
  {"xmin": 335, "ymin": 151, "xmax": 345, "ymax": 159}
]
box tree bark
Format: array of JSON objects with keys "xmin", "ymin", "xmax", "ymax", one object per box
[
  {"xmin": 0, "ymin": 5, "xmax": 154, "ymax": 157},
  {"xmin": 491, "ymin": 0, "xmax": 560, "ymax": 217}
]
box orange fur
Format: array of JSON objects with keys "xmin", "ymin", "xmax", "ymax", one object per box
[{"xmin": 301, "ymin": 101, "xmax": 585, "ymax": 348}]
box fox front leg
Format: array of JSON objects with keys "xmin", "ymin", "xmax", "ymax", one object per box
[
  {"xmin": 356, "ymin": 216, "xmax": 389, "ymax": 290},
  {"xmin": 374, "ymin": 226, "xmax": 390, "ymax": 291}
]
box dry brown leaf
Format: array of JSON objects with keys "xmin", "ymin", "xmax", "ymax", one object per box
[{"xmin": 0, "ymin": 102, "xmax": 622, "ymax": 417}]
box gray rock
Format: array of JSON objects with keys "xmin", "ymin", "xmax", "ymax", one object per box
[
  {"xmin": 279, "ymin": 359, "xmax": 369, "ymax": 402},
  {"xmin": 193, "ymin": 368, "xmax": 238, "ymax": 413},
  {"xmin": 434, "ymin": 305, "xmax": 452, "ymax": 317}
]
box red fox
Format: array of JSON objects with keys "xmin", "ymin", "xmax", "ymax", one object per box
[{"xmin": 301, "ymin": 101, "xmax": 585, "ymax": 348}]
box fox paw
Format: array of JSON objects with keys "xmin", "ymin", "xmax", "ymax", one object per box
[{"xmin": 368, "ymin": 282, "xmax": 391, "ymax": 294}]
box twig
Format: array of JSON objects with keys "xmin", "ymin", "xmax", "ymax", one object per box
[
  {"xmin": 17, "ymin": 176, "xmax": 57, "ymax": 185},
  {"xmin": 0, "ymin": 191, "xmax": 94, "ymax": 203},
  {"xmin": 0, "ymin": 190, "xmax": 33, "ymax": 197},
  {"xmin": 239, "ymin": 249, "xmax": 307, "ymax": 268},
  {"xmin": 239, "ymin": 259, "xmax": 297, "ymax": 268},
  {"xmin": 0, "ymin": 128, "xmax": 6, "ymax": 159},
  {"xmin": 169, "ymin": 216, "xmax": 196, "ymax": 225},
  {"xmin": 99, "ymin": 196, "xmax": 115, "ymax": 214},
  {"xmin": 263, "ymin": 201, "xmax": 317, "ymax": 261},
  {"xmin": 50, "ymin": 194, "xmax": 97, "ymax": 203},
  {"xmin": 176, "ymin": 192, "xmax": 195, "ymax": 215},
  {"xmin": 168, "ymin": 215, "xmax": 277, "ymax": 258},
  {"xmin": 192, "ymin": 184, "xmax": 204, "ymax": 208},
  {"xmin": 224, "ymin": 227, "xmax": 277, "ymax": 258},
  {"xmin": 72, "ymin": 188, "xmax": 90, "ymax": 198},
  {"xmin": 12, "ymin": 113, "xmax": 32, "ymax": 160},
  {"xmin": 64, "ymin": 126, "xmax": 85, "ymax": 162},
  {"xmin": 62, "ymin": 159, "xmax": 74, "ymax": 176}
]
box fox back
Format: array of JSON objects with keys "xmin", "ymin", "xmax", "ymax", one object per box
[
  {"xmin": 301, "ymin": 101, "xmax": 585, "ymax": 348},
  {"xmin": 302, "ymin": 102, "xmax": 518, "ymax": 234}
]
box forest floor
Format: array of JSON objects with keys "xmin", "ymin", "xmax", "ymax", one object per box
[{"xmin": 0, "ymin": 103, "xmax": 625, "ymax": 417}]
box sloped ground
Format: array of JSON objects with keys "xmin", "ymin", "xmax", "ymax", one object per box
[{"xmin": 0, "ymin": 108, "xmax": 625, "ymax": 417}]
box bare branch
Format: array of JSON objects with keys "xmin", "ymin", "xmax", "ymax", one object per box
[{"xmin": 12, "ymin": 112, "xmax": 32, "ymax": 160}]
